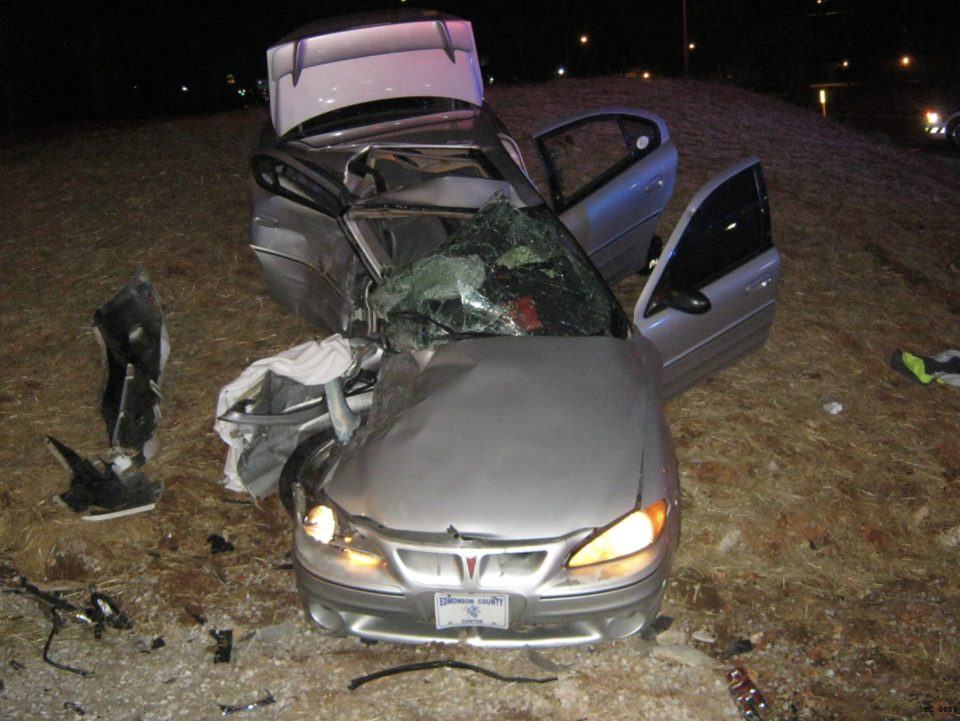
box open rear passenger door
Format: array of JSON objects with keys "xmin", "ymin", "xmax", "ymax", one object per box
[
  {"xmin": 634, "ymin": 156, "xmax": 779, "ymax": 400},
  {"xmin": 532, "ymin": 108, "xmax": 677, "ymax": 286}
]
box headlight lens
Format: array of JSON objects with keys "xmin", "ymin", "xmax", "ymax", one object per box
[
  {"xmin": 927, "ymin": 111, "xmax": 941, "ymax": 125},
  {"xmin": 568, "ymin": 500, "xmax": 668, "ymax": 568},
  {"xmin": 304, "ymin": 505, "xmax": 337, "ymax": 543}
]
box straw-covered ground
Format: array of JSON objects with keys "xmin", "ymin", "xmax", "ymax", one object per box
[{"xmin": 1, "ymin": 78, "xmax": 959, "ymax": 720}]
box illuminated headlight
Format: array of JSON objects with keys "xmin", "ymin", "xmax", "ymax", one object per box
[
  {"xmin": 926, "ymin": 111, "xmax": 941, "ymax": 125},
  {"xmin": 568, "ymin": 500, "xmax": 668, "ymax": 568},
  {"xmin": 301, "ymin": 502, "xmax": 385, "ymax": 566},
  {"xmin": 304, "ymin": 505, "xmax": 337, "ymax": 543}
]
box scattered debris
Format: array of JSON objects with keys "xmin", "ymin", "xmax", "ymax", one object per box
[
  {"xmin": 152, "ymin": 636, "xmax": 166, "ymax": 650},
  {"xmin": 43, "ymin": 610, "xmax": 93, "ymax": 678},
  {"xmin": 273, "ymin": 562, "xmax": 294, "ymax": 571},
  {"xmin": 210, "ymin": 629, "xmax": 233, "ymax": 663},
  {"xmin": 45, "ymin": 436, "xmax": 163, "ymax": 519},
  {"xmin": 725, "ymin": 638, "xmax": 754, "ymax": 658},
  {"xmin": 692, "ymin": 628, "xmax": 717, "ymax": 644},
  {"xmin": 183, "ymin": 604, "xmax": 207, "ymax": 625},
  {"xmin": 93, "ymin": 268, "xmax": 170, "ymax": 462},
  {"xmin": 64, "ymin": 700, "xmax": 86, "ymax": 716},
  {"xmin": 937, "ymin": 524, "xmax": 960, "ymax": 549},
  {"xmin": 891, "ymin": 348, "xmax": 960, "ymax": 386},
  {"xmin": 641, "ymin": 613, "xmax": 675, "ymax": 641},
  {"xmin": 651, "ymin": 644, "xmax": 728, "ymax": 670},
  {"xmin": 717, "ymin": 529, "xmax": 742, "ymax": 553},
  {"xmin": 728, "ymin": 667, "xmax": 769, "ymax": 720},
  {"xmin": 77, "ymin": 588, "xmax": 133, "ymax": 639},
  {"xmin": 207, "ymin": 534, "xmax": 236, "ymax": 555},
  {"xmin": 348, "ymin": 660, "xmax": 559, "ymax": 691},
  {"xmin": 9, "ymin": 659, "xmax": 25, "ymax": 670},
  {"xmin": 525, "ymin": 647, "xmax": 574, "ymax": 673},
  {"xmin": 218, "ymin": 691, "xmax": 276, "ymax": 716},
  {"xmin": 42, "ymin": 269, "xmax": 169, "ymax": 519},
  {"xmin": 822, "ymin": 401, "xmax": 843, "ymax": 414}
]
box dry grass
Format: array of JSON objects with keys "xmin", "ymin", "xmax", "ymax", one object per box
[{"xmin": 2, "ymin": 78, "xmax": 960, "ymax": 716}]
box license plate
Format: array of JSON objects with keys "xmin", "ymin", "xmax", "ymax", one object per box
[{"xmin": 434, "ymin": 593, "xmax": 508, "ymax": 629}]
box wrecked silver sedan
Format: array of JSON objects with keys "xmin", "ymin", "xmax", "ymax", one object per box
[{"xmin": 236, "ymin": 10, "xmax": 780, "ymax": 646}]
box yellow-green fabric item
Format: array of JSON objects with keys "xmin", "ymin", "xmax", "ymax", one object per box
[{"xmin": 901, "ymin": 351, "xmax": 945, "ymax": 385}]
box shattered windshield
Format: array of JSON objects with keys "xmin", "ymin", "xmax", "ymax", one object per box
[{"xmin": 370, "ymin": 193, "xmax": 629, "ymax": 351}]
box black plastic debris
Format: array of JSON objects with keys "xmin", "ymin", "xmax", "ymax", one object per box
[
  {"xmin": 78, "ymin": 589, "xmax": 133, "ymax": 640},
  {"xmin": 348, "ymin": 660, "xmax": 558, "ymax": 691},
  {"xmin": 151, "ymin": 636, "xmax": 166, "ymax": 650},
  {"xmin": 210, "ymin": 629, "xmax": 233, "ymax": 663},
  {"xmin": 183, "ymin": 605, "xmax": 207, "ymax": 625},
  {"xmin": 725, "ymin": 638, "xmax": 754, "ymax": 658},
  {"xmin": 218, "ymin": 691, "xmax": 276, "ymax": 716},
  {"xmin": 43, "ymin": 610, "xmax": 93, "ymax": 678},
  {"xmin": 9, "ymin": 659, "xmax": 26, "ymax": 670},
  {"xmin": 45, "ymin": 436, "xmax": 163, "ymax": 520},
  {"xmin": 641, "ymin": 614, "xmax": 674, "ymax": 640},
  {"xmin": 728, "ymin": 667, "xmax": 769, "ymax": 720},
  {"xmin": 64, "ymin": 701, "xmax": 86, "ymax": 716},
  {"xmin": 207, "ymin": 534, "xmax": 236, "ymax": 555},
  {"xmin": 93, "ymin": 268, "xmax": 169, "ymax": 460}
]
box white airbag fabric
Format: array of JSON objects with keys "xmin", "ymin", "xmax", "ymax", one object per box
[{"xmin": 215, "ymin": 336, "xmax": 352, "ymax": 493}]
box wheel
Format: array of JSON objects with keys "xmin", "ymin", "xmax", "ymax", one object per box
[
  {"xmin": 278, "ymin": 431, "xmax": 339, "ymax": 519},
  {"xmin": 948, "ymin": 119, "xmax": 960, "ymax": 151}
]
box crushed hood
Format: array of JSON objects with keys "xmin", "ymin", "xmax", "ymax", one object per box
[
  {"xmin": 327, "ymin": 336, "xmax": 654, "ymax": 540},
  {"xmin": 268, "ymin": 12, "xmax": 483, "ymax": 137}
]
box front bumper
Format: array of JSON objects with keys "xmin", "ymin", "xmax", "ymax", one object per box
[{"xmin": 292, "ymin": 507, "xmax": 679, "ymax": 647}]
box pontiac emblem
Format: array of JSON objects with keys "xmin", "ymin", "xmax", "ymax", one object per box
[{"xmin": 465, "ymin": 556, "xmax": 477, "ymax": 579}]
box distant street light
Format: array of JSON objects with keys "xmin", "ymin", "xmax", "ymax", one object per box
[
  {"xmin": 901, "ymin": 55, "xmax": 911, "ymax": 66},
  {"xmin": 689, "ymin": 42, "xmax": 696, "ymax": 50},
  {"xmin": 842, "ymin": 60, "xmax": 849, "ymax": 68},
  {"xmin": 820, "ymin": 89, "xmax": 827, "ymax": 117},
  {"xmin": 558, "ymin": 67, "xmax": 566, "ymax": 76},
  {"xmin": 580, "ymin": 35, "xmax": 588, "ymax": 44}
]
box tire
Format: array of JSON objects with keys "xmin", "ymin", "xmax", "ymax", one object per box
[
  {"xmin": 948, "ymin": 119, "xmax": 960, "ymax": 151},
  {"xmin": 278, "ymin": 431, "xmax": 339, "ymax": 519}
]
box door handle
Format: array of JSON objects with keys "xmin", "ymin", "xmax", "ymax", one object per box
[
  {"xmin": 745, "ymin": 275, "xmax": 772, "ymax": 294},
  {"xmin": 644, "ymin": 176, "xmax": 664, "ymax": 194}
]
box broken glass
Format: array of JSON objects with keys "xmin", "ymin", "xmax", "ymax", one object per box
[{"xmin": 370, "ymin": 193, "xmax": 624, "ymax": 352}]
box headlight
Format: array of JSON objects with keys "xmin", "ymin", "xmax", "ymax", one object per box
[
  {"xmin": 304, "ymin": 505, "xmax": 337, "ymax": 543},
  {"xmin": 927, "ymin": 111, "xmax": 941, "ymax": 125},
  {"xmin": 568, "ymin": 500, "xmax": 667, "ymax": 568},
  {"xmin": 301, "ymin": 502, "xmax": 385, "ymax": 565}
]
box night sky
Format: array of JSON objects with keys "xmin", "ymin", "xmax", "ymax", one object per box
[{"xmin": 1, "ymin": 0, "xmax": 956, "ymax": 128}]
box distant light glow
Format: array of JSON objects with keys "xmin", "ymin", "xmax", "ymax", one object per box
[
  {"xmin": 488, "ymin": 76, "xmax": 494, "ymax": 83},
  {"xmin": 927, "ymin": 111, "xmax": 940, "ymax": 124},
  {"xmin": 842, "ymin": 60, "xmax": 849, "ymax": 67},
  {"xmin": 819, "ymin": 89, "xmax": 826, "ymax": 104},
  {"xmin": 558, "ymin": 67, "xmax": 566, "ymax": 76},
  {"xmin": 642, "ymin": 72, "xmax": 651, "ymax": 79},
  {"xmin": 181, "ymin": 85, "xmax": 188, "ymax": 92},
  {"xmin": 901, "ymin": 56, "xmax": 911, "ymax": 66},
  {"xmin": 688, "ymin": 43, "xmax": 696, "ymax": 50},
  {"xmin": 726, "ymin": 222, "xmax": 738, "ymax": 231},
  {"xmin": 226, "ymin": 74, "xmax": 235, "ymax": 85},
  {"xmin": 580, "ymin": 35, "xmax": 588, "ymax": 44}
]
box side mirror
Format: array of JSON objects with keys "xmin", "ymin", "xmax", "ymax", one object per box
[{"xmin": 647, "ymin": 287, "xmax": 712, "ymax": 316}]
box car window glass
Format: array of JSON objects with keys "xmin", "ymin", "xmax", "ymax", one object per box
[
  {"xmin": 538, "ymin": 115, "xmax": 662, "ymax": 211},
  {"xmin": 647, "ymin": 165, "xmax": 771, "ymax": 315},
  {"xmin": 369, "ymin": 193, "xmax": 628, "ymax": 352}
]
